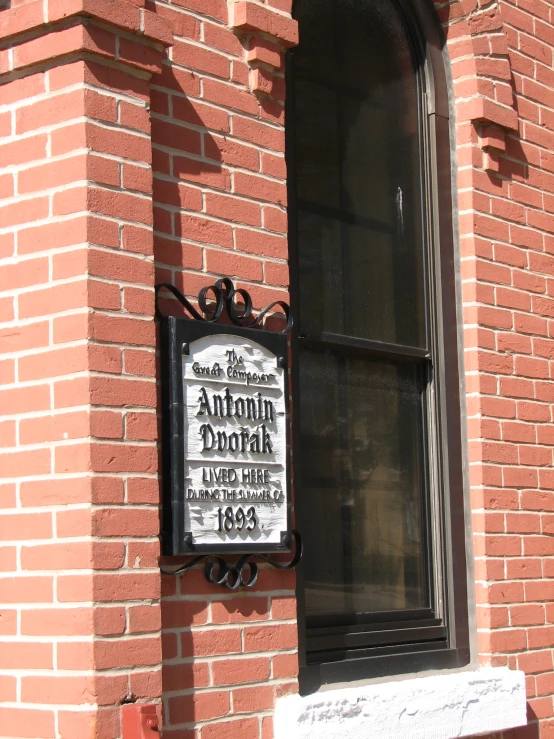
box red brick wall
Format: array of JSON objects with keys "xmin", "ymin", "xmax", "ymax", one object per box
[
  {"xmin": 6, "ymin": 0, "xmax": 554, "ymax": 737},
  {"xmin": 150, "ymin": 1, "xmax": 554, "ymax": 737},
  {"xmin": 150, "ymin": 2, "xmax": 297, "ymax": 737},
  {"xmin": 0, "ymin": 2, "xmax": 171, "ymax": 736},
  {"xmin": 440, "ymin": 2, "xmax": 554, "ymax": 737}
]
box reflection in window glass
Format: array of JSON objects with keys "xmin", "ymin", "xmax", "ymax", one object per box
[
  {"xmin": 299, "ymin": 347, "xmax": 427, "ymax": 619},
  {"xmin": 294, "ymin": 0, "xmax": 426, "ymax": 348}
]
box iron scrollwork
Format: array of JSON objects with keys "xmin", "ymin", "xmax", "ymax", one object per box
[
  {"xmin": 160, "ymin": 530, "xmax": 302, "ymax": 590},
  {"xmin": 155, "ymin": 277, "xmax": 292, "ymax": 333},
  {"xmin": 156, "ymin": 276, "xmax": 300, "ymax": 589}
]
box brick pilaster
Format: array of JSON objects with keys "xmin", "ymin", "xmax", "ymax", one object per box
[{"xmin": 0, "ymin": 2, "xmax": 173, "ymax": 736}]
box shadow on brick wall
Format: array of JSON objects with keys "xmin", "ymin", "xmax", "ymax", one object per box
[
  {"xmin": 150, "ymin": 65, "xmax": 225, "ymax": 309},
  {"xmin": 496, "ymin": 71, "xmax": 530, "ymax": 183}
]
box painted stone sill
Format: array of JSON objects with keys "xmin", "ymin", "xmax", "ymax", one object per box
[{"xmin": 274, "ymin": 667, "xmax": 526, "ymax": 739}]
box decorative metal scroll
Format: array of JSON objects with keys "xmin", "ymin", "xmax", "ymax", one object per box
[
  {"xmin": 155, "ymin": 277, "xmax": 292, "ymax": 333},
  {"xmin": 160, "ymin": 530, "xmax": 302, "ymax": 590}
]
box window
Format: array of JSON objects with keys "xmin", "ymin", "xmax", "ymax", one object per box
[{"xmin": 287, "ymin": 0, "xmax": 470, "ymax": 691}]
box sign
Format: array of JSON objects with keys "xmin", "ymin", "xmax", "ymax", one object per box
[
  {"xmin": 160, "ymin": 317, "xmax": 291, "ymax": 555},
  {"xmin": 183, "ymin": 334, "xmax": 287, "ymax": 547}
]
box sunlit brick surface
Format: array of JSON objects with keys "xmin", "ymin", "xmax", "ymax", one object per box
[{"xmin": 5, "ymin": 0, "xmax": 554, "ymax": 737}]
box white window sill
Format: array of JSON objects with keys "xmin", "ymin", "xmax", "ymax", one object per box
[{"xmin": 274, "ymin": 667, "xmax": 526, "ymax": 739}]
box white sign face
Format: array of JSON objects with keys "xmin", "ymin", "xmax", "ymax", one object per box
[{"xmin": 182, "ymin": 334, "xmax": 287, "ymax": 548}]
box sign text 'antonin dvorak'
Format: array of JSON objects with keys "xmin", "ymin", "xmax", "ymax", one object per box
[{"xmin": 182, "ymin": 334, "xmax": 287, "ymax": 548}]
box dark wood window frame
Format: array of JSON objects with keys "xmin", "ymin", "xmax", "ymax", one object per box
[{"xmin": 286, "ymin": 0, "xmax": 471, "ymax": 693}]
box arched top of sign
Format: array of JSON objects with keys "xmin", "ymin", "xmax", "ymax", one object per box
[
  {"xmin": 185, "ymin": 332, "xmax": 282, "ymax": 369},
  {"xmin": 155, "ymin": 277, "xmax": 292, "ymax": 334}
]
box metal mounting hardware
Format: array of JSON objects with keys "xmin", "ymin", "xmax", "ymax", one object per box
[
  {"xmin": 160, "ymin": 530, "xmax": 302, "ymax": 590},
  {"xmin": 155, "ymin": 277, "xmax": 292, "ymax": 333},
  {"xmin": 121, "ymin": 704, "xmax": 160, "ymax": 739},
  {"xmin": 157, "ymin": 276, "xmax": 299, "ymax": 587}
]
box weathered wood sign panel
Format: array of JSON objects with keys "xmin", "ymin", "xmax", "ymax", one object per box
[
  {"xmin": 160, "ymin": 317, "xmax": 291, "ymax": 555},
  {"xmin": 183, "ymin": 333, "xmax": 287, "ymax": 547}
]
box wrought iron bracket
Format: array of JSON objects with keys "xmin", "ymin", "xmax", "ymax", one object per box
[
  {"xmin": 160, "ymin": 530, "xmax": 302, "ymax": 590},
  {"xmin": 156, "ymin": 276, "xmax": 300, "ymax": 588},
  {"xmin": 155, "ymin": 277, "xmax": 292, "ymax": 333}
]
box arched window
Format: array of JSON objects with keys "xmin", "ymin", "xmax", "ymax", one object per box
[{"xmin": 287, "ymin": 0, "xmax": 470, "ymax": 690}]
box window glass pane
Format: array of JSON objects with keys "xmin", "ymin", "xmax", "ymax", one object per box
[
  {"xmin": 340, "ymin": 97, "xmax": 391, "ymax": 223},
  {"xmin": 299, "ymin": 346, "xmax": 428, "ymax": 619},
  {"xmin": 298, "ymin": 213, "xmax": 343, "ymax": 334},
  {"xmin": 298, "ymin": 215, "xmax": 424, "ymax": 346},
  {"xmin": 293, "ymin": 0, "xmax": 426, "ymax": 348},
  {"xmin": 295, "ymin": 81, "xmax": 340, "ymax": 210},
  {"xmin": 293, "ymin": 0, "xmax": 337, "ymax": 82}
]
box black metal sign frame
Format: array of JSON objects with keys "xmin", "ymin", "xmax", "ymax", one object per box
[{"xmin": 157, "ymin": 279, "xmax": 300, "ymax": 586}]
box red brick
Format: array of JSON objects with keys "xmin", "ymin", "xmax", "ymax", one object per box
[
  {"xmin": 234, "ymin": 171, "xmax": 286, "ymax": 205},
  {"xmin": 243, "ymin": 623, "xmax": 297, "ymax": 652},
  {"xmin": 529, "ymin": 627, "xmax": 554, "ymax": 650},
  {"xmin": 94, "ymin": 636, "xmax": 161, "ymax": 669},
  {"xmin": 0, "ymin": 134, "xmax": 48, "ymax": 167},
  {"xmin": 21, "ymin": 676, "xmax": 95, "ymax": 705},
  {"xmin": 122, "ymin": 286, "xmax": 154, "ymax": 315},
  {"xmin": 0, "ymin": 675, "xmax": 16, "ymax": 702},
  {"xmin": 173, "ymin": 41, "xmax": 230, "ymax": 79},
  {"xmin": 152, "ymin": 179, "xmax": 203, "ymax": 213},
  {"xmin": 124, "ymin": 411, "xmax": 157, "ymax": 441},
  {"xmin": 154, "ymin": 5, "xmax": 200, "ymax": 41},
  {"xmin": 213, "ymin": 657, "xmax": 271, "ymax": 690},
  {"xmin": 56, "ymin": 640, "xmax": 94, "ymax": 670},
  {"xmin": 272, "ymin": 652, "xmax": 299, "ymax": 679},
  {"xmin": 177, "ymin": 214, "xmax": 233, "ymax": 248},
  {"xmin": 60, "ymin": 708, "xmax": 119, "ymax": 739},
  {"xmin": 233, "ymin": 1, "xmax": 298, "ymax": 45},
  {"xmin": 18, "ymin": 154, "xmax": 87, "ymax": 194},
  {"xmin": 205, "ymin": 249, "xmax": 263, "ymax": 281},
  {"xmin": 200, "ymin": 717, "xmax": 258, "ymax": 739},
  {"xmin": 486, "ymin": 629, "xmax": 527, "ymax": 654},
  {"xmin": 271, "ymin": 596, "xmax": 296, "ymax": 620},
  {"xmin": 88, "ymin": 217, "xmax": 121, "ymax": 249},
  {"xmin": 151, "ymin": 118, "xmax": 202, "ymax": 156},
  {"xmin": 211, "ymin": 597, "xmax": 269, "ymax": 624},
  {"xmin": 517, "ymin": 651, "xmax": 552, "ymax": 674},
  {"xmin": 89, "ymin": 314, "xmax": 155, "ymax": 347},
  {"xmin": 118, "ymin": 37, "xmax": 164, "ymax": 73},
  {"xmin": 173, "ymin": 155, "xmax": 231, "ymax": 190},
  {"xmin": 21, "ymin": 607, "xmax": 93, "ymax": 636},
  {"xmin": 0, "ymin": 448, "xmax": 51, "ymax": 478},
  {"xmin": 235, "ymin": 227, "xmax": 287, "ymax": 259},
  {"xmin": 122, "ymin": 163, "xmax": 152, "ymax": 194},
  {"xmin": 203, "ymin": 79, "xmax": 259, "ymax": 116},
  {"xmin": 128, "ymin": 605, "xmax": 161, "ymax": 634},
  {"xmin": 92, "ymin": 572, "xmax": 159, "ymax": 602},
  {"xmin": 0, "ymin": 546, "xmax": 16, "ymax": 571},
  {"xmin": 168, "ymin": 690, "xmax": 229, "ymax": 725},
  {"xmin": 185, "ymin": 628, "xmax": 242, "ymax": 657},
  {"xmin": 0, "ymin": 641, "xmax": 52, "ymax": 669},
  {"xmin": 162, "ymin": 662, "xmax": 210, "ymax": 692},
  {"xmin": 86, "ymin": 122, "xmax": 152, "ymax": 163},
  {"xmin": 233, "ymin": 685, "xmax": 275, "ymax": 713},
  {"xmin": 205, "ymin": 134, "xmax": 260, "ymax": 171},
  {"xmin": 89, "ymin": 442, "xmax": 156, "ymax": 473},
  {"xmin": 171, "ymin": 95, "xmax": 229, "ymax": 133},
  {"xmin": 0, "ymin": 708, "xmax": 55, "ymax": 739},
  {"xmin": 510, "ymin": 604, "xmax": 546, "ymax": 627},
  {"xmin": 92, "ymin": 508, "xmax": 158, "ymax": 537},
  {"xmin": 122, "ymin": 224, "xmax": 154, "ymax": 255}
]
